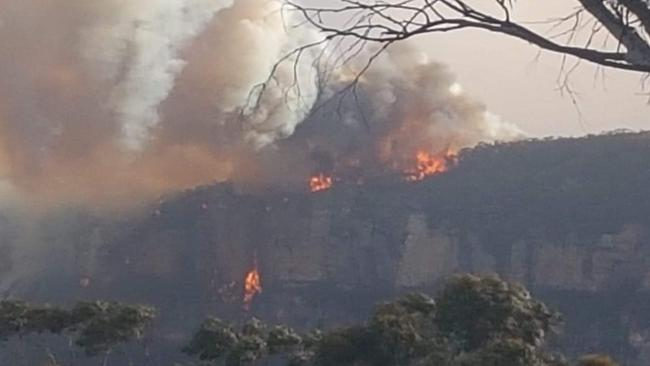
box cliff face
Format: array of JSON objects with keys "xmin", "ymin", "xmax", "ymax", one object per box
[
  {"xmin": 92, "ymin": 178, "xmax": 650, "ymax": 364},
  {"xmin": 112, "ymin": 184, "xmax": 650, "ymax": 299},
  {"xmin": 394, "ymin": 219, "xmax": 650, "ymax": 292},
  {"xmin": 7, "ymin": 132, "xmax": 650, "ymax": 364}
]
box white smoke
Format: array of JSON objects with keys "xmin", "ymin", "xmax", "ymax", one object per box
[
  {"xmin": 81, "ymin": 0, "xmax": 318, "ymax": 150},
  {"xmin": 178, "ymin": 0, "xmax": 319, "ymax": 148},
  {"xmin": 82, "ymin": 0, "xmax": 234, "ymax": 149}
]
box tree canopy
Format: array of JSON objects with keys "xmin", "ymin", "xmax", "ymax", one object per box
[
  {"xmin": 0, "ymin": 276, "xmax": 619, "ymax": 365},
  {"xmin": 183, "ymin": 274, "xmax": 583, "ymax": 366},
  {"xmin": 0, "ymin": 300, "xmax": 155, "ymax": 356}
]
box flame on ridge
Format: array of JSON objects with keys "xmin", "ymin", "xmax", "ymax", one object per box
[{"xmin": 404, "ymin": 149, "xmax": 458, "ymax": 182}]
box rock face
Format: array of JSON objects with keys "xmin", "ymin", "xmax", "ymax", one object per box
[
  {"xmin": 395, "ymin": 214, "xmax": 458, "ymax": 287},
  {"xmin": 102, "ymin": 179, "xmax": 650, "ymax": 321},
  {"xmin": 7, "ymin": 132, "xmax": 650, "ymax": 364},
  {"xmin": 166, "ymin": 187, "xmax": 647, "ymax": 296}
]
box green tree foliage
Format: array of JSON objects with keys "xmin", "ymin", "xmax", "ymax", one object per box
[
  {"xmin": 69, "ymin": 301, "xmax": 156, "ymax": 355},
  {"xmin": 367, "ymin": 293, "xmax": 443, "ymax": 364},
  {"xmin": 184, "ymin": 274, "xmax": 596, "ymax": 366},
  {"xmin": 1, "ymin": 275, "xmax": 618, "ymax": 365},
  {"xmin": 0, "ymin": 300, "xmax": 155, "ymax": 356},
  {"xmin": 436, "ymin": 275, "xmax": 559, "ymax": 351},
  {"xmin": 453, "ymin": 338, "xmax": 569, "ymax": 366},
  {"xmin": 183, "ymin": 318, "xmax": 240, "ymax": 362},
  {"xmin": 183, "ymin": 317, "xmax": 308, "ymax": 366}
]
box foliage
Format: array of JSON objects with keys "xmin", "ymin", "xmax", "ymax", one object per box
[
  {"xmin": 0, "ymin": 299, "xmax": 155, "ymax": 355},
  {"xmin": 184, "ymin": 317, "xmax": 298, "ymax": 366},
  {"xmin": 422, "ymin": 132, "xmax": 650, "ymax": 244},
  {"xmin": 312, "ymin": 325, "xmax": 377, "ymax": 366},
  {"xmin": 453, "ymin": 338, "xmax": 562, "ymax": 366},
  {"xmin": 184, "ymin": 274, "xmax": 599, "ymax": 366},
  {"xmin": 267, "ymin": 325, "xmax": 303, "ymax": 353},
  {"xmin": 0, "ymin": 300, "xmax": 75, "ymax": 340},
  {"xmin": 365, "ymin": 293, "xmax": 445, "ymax": 365},
  {"xmin": 436, "ymin": 275, "xmax": 560, "ymax": 351},
  {"xmin": 70, "ymin": 301, "xmax": 156, "ymax": 355},
  {"xmin": 1, "ymin": 275, "xmax": 619, "ymax": 365}
]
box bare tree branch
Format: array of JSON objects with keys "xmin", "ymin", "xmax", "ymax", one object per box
[{"xmin": 283, "ymin": 0, "xmax": 650, "ymax": 73}]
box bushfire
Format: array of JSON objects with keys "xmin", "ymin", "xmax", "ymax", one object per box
[
  {"xmin": 309, "ymin": 173, "xmax": 334, "ymax": 192},
  {"xmin": 405, "ymin": 150, "xmax": 458, "ymax": 181},
  {"xmin": 306, "ymin": 149, "xmax": 457, "ymax": 191},
  {"xmin": 243, "ymin": 261, "xmax": 262, "ymax": 311}
]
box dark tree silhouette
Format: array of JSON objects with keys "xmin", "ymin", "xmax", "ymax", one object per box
[
  {"xmin": 184, "ymin": 274, "xmax": 583, "ymax": 366},
  {"xmin": 0, "ymin": 300, "xmax": 155, "ymax": 359},
  {"xmin": 284, "ymin": 0, "xmax": 650, "ymax": 73}
]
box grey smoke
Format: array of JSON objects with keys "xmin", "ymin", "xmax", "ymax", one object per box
[
  {"xmin": 0, "ymin": 0, "xmax": 520, "ymax": 209},
  {"xmin": 82, "ymin": 0, "xmax": 232, "ymax": 149}
]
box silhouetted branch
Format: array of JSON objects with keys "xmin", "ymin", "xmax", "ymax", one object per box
[{"xmin": 283, "ymin": 0, "xmax": 650, "ymax": 73}]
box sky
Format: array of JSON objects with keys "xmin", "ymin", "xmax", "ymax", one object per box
[{"xmin": 408, "ymin": 0, "xmax": 649, "ymax": 137}]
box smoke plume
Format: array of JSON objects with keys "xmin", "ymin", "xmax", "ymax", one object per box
[
  {"xmin": 0, "ymin": 0, "xmax": 520, "ymax": 209},
  {"xmin": 82, "ymin": 0, "xmax": 231, "ymax": 149}
]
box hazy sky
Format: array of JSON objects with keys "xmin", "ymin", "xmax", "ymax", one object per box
[{"xmin": 401, "ymin": 0, "xmax": 649, "ymax": 137}]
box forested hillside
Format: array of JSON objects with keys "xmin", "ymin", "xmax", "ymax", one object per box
[{"xmin": 4, "ymin": 131, "xmax": 650, "ymax": 364}]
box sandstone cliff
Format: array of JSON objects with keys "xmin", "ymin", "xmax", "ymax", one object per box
[{"xmin": 6, "ymin": 131, "xmax": 650, "ymax": 364}]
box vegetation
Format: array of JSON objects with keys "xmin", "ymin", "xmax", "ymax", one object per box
[
  {"xmin": 0, "ymin": 300, "xmax": 155, "ymax": 356},
  {"xmin": 421, "ymin": 132, "xmax": 650, "ymax": 243},
  {"xmin": 0, "ymin": 275, "xmax": 623, "ymax": 365},
  {"xmin": 183, "ymin": 274, "xmax": 611, "ymax": 366}
]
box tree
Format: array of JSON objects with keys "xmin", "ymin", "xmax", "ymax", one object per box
[
  {"xmin": 183, "ymin": 317, "xmax": 308, "ymax": 366},
  {"xmin": 435, "ymin": 275, "xmax": 559, "ymax": 351},
  {"xmin": 0, "ymin": 300, "xmax": 155, "ymax": 359},
  {"xmin": 284, "ymin": 0, "xmax": 650, "ymax": 73},
  {"xmin": 184, "ymin": 274, "xmax": 588, "ymax": 366},
  {"xmin": 0, "ymin": 275, "xmax": 618, "ymax": 365}
]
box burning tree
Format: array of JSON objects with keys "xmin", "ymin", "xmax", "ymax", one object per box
[
  {"xmin": 404, "ymin": 150, "xmax": 458, "ymax": 182},
  {"xmin": 243, "ymin": 260, "xmax": 263, "ymax": 311}
]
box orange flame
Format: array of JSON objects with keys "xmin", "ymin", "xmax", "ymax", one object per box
[
  {"xmin": 405, "ymin": 150, "xmax": 457, "ymax": 181},
  {"xmin": 309, "ymin": 173, "xmax": 334, "ymax": 192},
  {"xmin": 243, "ymin": 261, "xmax": 262, "ymax": 310}
]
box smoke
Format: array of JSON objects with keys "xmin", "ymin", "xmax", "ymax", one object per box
[
  {"xmin": 238, "ymin": 44, "xmax": 522, "ymax": 186},
  {"xmin": 82, "ymin": 0, "xmax": 232, "ymax": 149},
  {"xmin": 0, "ymin": 0, "xmax": 318, "ymax": 208},
  {"xmin": 0, "ymin": 1, "xmax": 524, "ymax": 295},
  {"xmin": 357, "ymin": 44, "xmax": 522, "ymax": 163},
  {"xmin": 0, "ymin": 0, "xmax": 520, "ymax": 210},
  {"xmin": 162, "ymin": 0, "xmax": 319, "ymax": 148}
]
